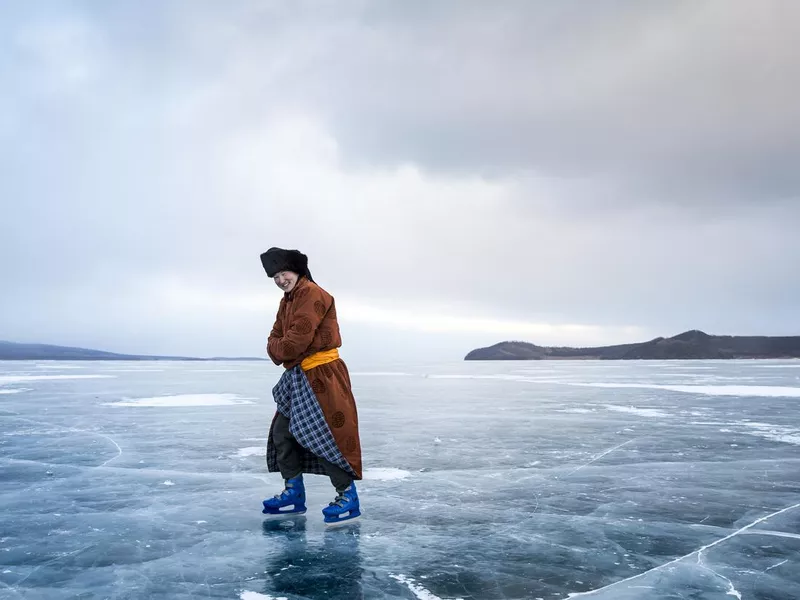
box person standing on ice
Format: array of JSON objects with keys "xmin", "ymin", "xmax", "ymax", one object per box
[{"xmin": 259, "ymin": 247, "xmax": 363, "ymax": 525}]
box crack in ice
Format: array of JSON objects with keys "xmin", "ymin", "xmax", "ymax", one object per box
[
  {"xmin": 565, "ymin": 502, "xmax": 800, "ymax": 598},
  {"xmin": 765, "ymin": 559, "xmax": 788, "ymax": 572},
  {"xmin": 3, "ymin": 415, "xmax": 123, "ymax": 468},
  {"xmin": 740, "ymin": 529, "xmax": 800, "ymax": 541},
  {"xmin": 12, "ymin": 544, "xmax": 95, "ymax": 590},
  {"xmin": 561, "ymin": 439, "xmax": 637, "ymax": 478},
  {"xmin": 96, "ymin": 432, "xmax": 123, "ymax": 467},
  {"xmin": 697, "ymin": 552, "xmax": 741, "ymax": 599}
]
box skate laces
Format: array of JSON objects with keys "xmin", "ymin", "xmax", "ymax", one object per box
[
  {"xmin": 330, "ymin": 493, "xmax": 347, "ymax": 507},
  {"xmin": 274, "ymin": 487, "xmax": 293, "ymax": 500}
]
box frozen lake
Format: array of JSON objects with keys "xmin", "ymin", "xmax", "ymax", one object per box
[{"xmin": 1, "ymin": 359, "xmax": 799, "ymax": 599}]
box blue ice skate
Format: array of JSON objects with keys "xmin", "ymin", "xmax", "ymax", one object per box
[
  {"xmin": 322, "ymin": 482, "xmax": 361, "ymax": 526},
  {"xmin": 262, "ymin": 475, "xmax": 307, "ymax": 516}
]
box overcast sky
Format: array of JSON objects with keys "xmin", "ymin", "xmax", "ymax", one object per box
[{"xmin": 2, "ymin": 1, "xmax": 798, "ymax": 364}]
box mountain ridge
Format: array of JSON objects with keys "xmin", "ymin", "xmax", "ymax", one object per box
[
  {"xmin": 0, "ymin": 341, "xmax": 264, "ymax": 361},
  {"xmin": 465, "ymin": 330, "xmax": 800, "ymax": 360}
]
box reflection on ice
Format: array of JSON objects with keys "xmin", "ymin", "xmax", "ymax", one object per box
[{"xmin": 258, "ymin": 518, "xmax": 364, "ymax": 599}]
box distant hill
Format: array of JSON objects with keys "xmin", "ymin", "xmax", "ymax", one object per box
[
  {"xmin": 465, "ymin": 330, "xmax": 800, "ymax": 361},
  {"xmin": 0, "ymin": 341, "xmax": 264, "ymax": 361}
]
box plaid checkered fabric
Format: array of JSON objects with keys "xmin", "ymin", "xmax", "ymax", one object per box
[{"xmin": 266, "ymin": 365, "xmax": 355, "ymax": 477}]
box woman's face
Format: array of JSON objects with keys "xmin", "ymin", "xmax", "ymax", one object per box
[{"xmin": 274, "ymin": 270, "xmax": 299, "ymax": 293}]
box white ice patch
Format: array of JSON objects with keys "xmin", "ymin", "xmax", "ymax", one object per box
[
  {"xmin": 0, "ymin": 388, "xmax": 30, "ymax": 395},
  {"xmin": 0, "ymin": 374, "xmax": 114, "ymax": 384},
  {"xmin": 35, "ymin": 364, "xmax": 84, "ymax": 369},
  {"xmin": 188, "ymin": 369, "xmax": 248, "ymax": 372},
  {"xmin": 236, "ymin": 446, "xmax": 264, "ymax": 457},
  {"xmin": 390, "ymin": 574, "xmax": 460, "ymax": 600},
  {"xmin": 101, "ymin": 368, "xmax": 165, "ymax": 372},
  {"xmin": 557, "ymin": 408, "xmax": 596, "ymax": 414},
  {"xmin": 602, "ymin": 405, "xmax": 671, "ymax": 418},
  {"xmin": 105, "ymin": 393, "xmax": 256, "ymax": 407},
  {"xmin": 350, "ymin": 371, "xmax": 414, "ymax": 377},
  {"xmin": 240, "ymin": 592, "xmax": 287, "ymax": 600},
  {"xmin": 566, "ymin": 382, "xmax": 800, "ymax": 398},
  {"xmin": 738, "ymin": 422, "xmax": 800, "ymax": 446},
  {"xmin": 364, "ymin": 468, "xmax": 412, "ymax": 481},
  {"xmin": 162, "ymin": 480, "xmax": 175, "ymax": 486},
  {"xmin": 429, "ymin": 374, "xmax": 534, "ymax": 382}
]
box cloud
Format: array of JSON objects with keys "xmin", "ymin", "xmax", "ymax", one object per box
[
  {"xmin": 1, "ymin": 1, "xmax": 798, "ymax": 361},
  {"xmin": 161, "ymin": 0, "xmax": 800, "ymax": 205}
]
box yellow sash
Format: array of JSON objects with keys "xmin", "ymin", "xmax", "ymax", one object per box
[{"xmin": 301, "ymin": 348, "xmax": 340, "ymax": 371}]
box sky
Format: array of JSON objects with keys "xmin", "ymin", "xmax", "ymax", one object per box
[{"xmin": 1, "ymin": 1, "xmax": 799, "ymax": 364}]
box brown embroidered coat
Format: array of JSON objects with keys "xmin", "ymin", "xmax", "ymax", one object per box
[{"xmin": 267, "ymin": 277, "xmax": 362, "ymax": 479}]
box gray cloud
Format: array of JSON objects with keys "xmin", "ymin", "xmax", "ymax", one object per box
[{"xmin": 1, "ymin": 1, "xmax": 799, "ymax": 361}]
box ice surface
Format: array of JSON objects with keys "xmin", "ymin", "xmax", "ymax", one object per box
[
  {"xmin": 565, "ymin": 382, "xmax": 800, "ymax": 398},
  {"xmin": 0, "ymin": 374, "xmax": 113, "ymax": 384},
  {"xmin": 363, "ymin": 467, "xmax": 412, "ymax": 481},
  {"xmin": 349, "ymin": 372, "xmax": 415, "ymax": 377},
  {"xmin": 2, "ymin": 359, "xmax": 799, "ymax": 599},
  {"xmin": 739, "ymin": 422, "xmax": 800, "ymax": 446},
  {"xmin": 600, "ymin": 404, "xmax": 671, "ymax": 418},
  {"xmin": 237, "ymin": 447, "xmax": 266, "ymax": 457},
  {"xmin": 241, "ymin": 592, "xmax": 287, "ymax": 600},
  {"xmin": 391, "ymin": 573, "xmax": 455, "ymax": 599},
  {"xmin": 105, "ymin": 393, "xmax": 256, "ymax": 407}
]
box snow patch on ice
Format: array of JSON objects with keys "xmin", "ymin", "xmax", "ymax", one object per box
[
  {"xmin": 364, "ymin": 468, "xmax": 412, "ymax": 481},
  {"xmin": 557, "ymin": 408, "xmax": 596, "ymax": 414},
  {"xmin": 691, "ymin": 420, "xmax": 800, "ymax": 445},
  {"xmin": 0, "ymin": 374, "xmax": 114, "ymax": 384},
  {"xmin": 35, "ymin": 364, "xmax": 84, "ymax": 369},
  {"xmin": 602, "ymin": 405, "xmax": 671, "ymax": 418},
  {"xmin": 162, "ymin": 480, "xmax": 175, "ymax": 486},
  {"xmin": 738, "ymin": 422, "xmax": 800, "ymax": 446},
  {"xmin": 566, "ymin": 382, "xmax": 800, "ymax": 398},
  {"xmin": 391, "ymin": 574, "xmax": 460, "ymax": 600},
  {"xmin": 350, "ymin": 371, "xmax": 414, "ymax": 377},
  {"xmin": 105, "ymin": 393, "xmax": 256, "ymax": 407},
  {"xmin": 188, "ymin": 369, "xmax": 247, "ymax": 372},
  {"xmin": 236, "ymin": 446, "xmax": 264, "ymax": 457},
  {"xmin": 101, "ymin": 368, "xmax": 165, "ymax": 372},
  {"xmin": 429, "ymin": 374, "xmax": 536, "ymax": 382},
  {"xmin": 240, "ymin": 592, "xmax": 287, "ymax": 600},
  {"xmin": 0, "ymin": 388, "xmax": 30, "ymax": 395}
]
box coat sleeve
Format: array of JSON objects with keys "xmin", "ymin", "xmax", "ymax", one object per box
[
  {"xmin": 267, "ymin": 286, "xmax": 326, "ymax": 364},
  {"xmin": 266, "ymin": 305, "xmax": 284, "ymax": 365}
]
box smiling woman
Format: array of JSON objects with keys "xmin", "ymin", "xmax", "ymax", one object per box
[{"xmin": 258, "ymin": 247, "xmax": 363, "ymax": 526}]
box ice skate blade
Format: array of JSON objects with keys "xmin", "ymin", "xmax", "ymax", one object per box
[
  {"xmin": 323, "ymin": 511, "xmax": 361, "ymax": 527},
  {"xmin": 261, "ymin": 507, "xmax": 307, "ymax": 518}
]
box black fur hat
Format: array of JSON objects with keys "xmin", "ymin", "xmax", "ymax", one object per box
[{"xmin": 260, "ymin": 247, "xmax": 314, "ymax": 281}]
